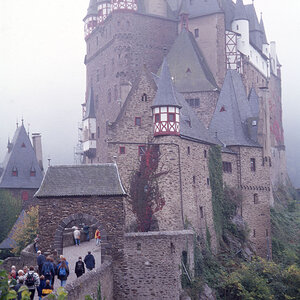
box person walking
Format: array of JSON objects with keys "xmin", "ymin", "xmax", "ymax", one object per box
[
  {"xmin": 57, "ymin": 260, "xmax": 69, "ymax": 287},
  {"xmin": 73, "ymin": 227, "xmax": 81, "ymax": 246},
  {"xmin": 24, "ymin": 266, "xmax": 40, "ymax": 300},
  {"xmin": 83, "ymin": 224, "xmax": 90, "ymax": 241},
  {"xmin": 14, "ymin": 277, "xmax": 28, "ymax": 300},
  {"xmin": 41, "ymin": 280, "xmax": 53, "ymax": 298},
  {"xmin": 41, "ymin": 256, "xmax": 55, "ymax": 285},
  {"xmin": 37, "ymin": 251, "xmax": 46, "ymax": 275},
  {"xmin": 84, "ymin": 251, "xmax": 95, "ymax": 271},
  {"xmin": 95, "ymin": 228, "xmax": 101, "ymax": 246},
  {"xmin": 75, "ymin": 256, "xmax": 85, "ymax": 278},
  {"xmin": 37, "ymin": 275, "xmax": 46, "ymax": 300}
]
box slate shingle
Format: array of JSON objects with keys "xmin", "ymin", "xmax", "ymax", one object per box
[{"xmin": 35, "ymin": 164, "xmax": 126, "ymax": 198}]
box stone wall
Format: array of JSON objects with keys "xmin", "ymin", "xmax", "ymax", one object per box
[
  {"xmin": 85, "ymin": 10, "xmax": 178, "ymax": 163},
  {"xmin": 1, "ymin": 244, "xmax": 36, "ymax": 272},
  {"xmin": 123, "ymin": 230, "xmax": 194, "ymax": 300},
  {"xmin": 36, "ymin": 195, "xmax": 127, "ymax": 298},
  {"xmin": 64, "ymin": 260, "xmax": 113, "ymax": 300}
]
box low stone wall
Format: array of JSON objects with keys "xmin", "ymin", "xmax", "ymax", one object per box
[
  {"xmin": 64, "ymin": 259, "xmax": 113, "ymax": 300},
  {"xmin": 123, "ymin": 230, "xmax": 194, "ymax": 300},
  {"xmin": 1, "ymin": 244, "xmax": 36, "ymax": 272}
]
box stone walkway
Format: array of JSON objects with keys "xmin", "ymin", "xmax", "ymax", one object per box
[{"xmin": 35, "ymin": 239, "xmax": 101, "ymax": 298}]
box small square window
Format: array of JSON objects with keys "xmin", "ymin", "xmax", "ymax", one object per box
[
  {"xmin": 21, "ymin": 191, "xmax": 29, "ymax": 201},
  {"xmin": 135, "ymin": 117, "xmax": 141, "ymax": 126},
  {"xmin": 120, "ymin": 146, "xmax": 125, "ymax": 154},
  {"xmin": 137, "ymin": 243, "xmax": 141, "ymax": 251},
  {"xmin": 254, "ymin": 194, "xmax": 258, "ymax": 204},
  {"xmin": 168, "ymin": 113, "xmax": 175, "ymax": 122},
  {"xmin": 193, "ymin": 176, "xmax": 196, "ymax": 184},
  {"xmin": 207, "ymin": 178, "xmax": 210, "ymax": 186},
  {"xmin": 204, "ymin": 150, "xmax": 207, "ymax": 158},
  {"xmin": 187, "ymin": 146, "xmax": 190, "ymax": 155},
  {"xmin": 194, "ymin": 28, "xmax": 199, "ymax": 38}
]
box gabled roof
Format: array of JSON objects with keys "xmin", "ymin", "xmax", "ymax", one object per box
[
  {"xmin": 233, "ymin": 0, "xmax": 247, "ymax": 21},
  {"xmin": 219, "ymin": 0, "xmax": 236, "ymax": 31},
  {"xmin": 0, "ymin": 125, "xmax": 43, "ymax": 189},
  {"xmin": 209, "ymin": 70, "xmax": 260, "ymax": 147},
  {"xmin": 35, "ymin": 164, "xmax": 126, "ymax": 198},
  {"xmin": 83, "ymin": 86, "xmax": 96, "ymax": 120},
  {"xmin": 0, "ymin": 210, "xmax": 26, "ymax": 249},
  {"xmin": 164, "ymin": 29, "xmax": 218, "ymax": 93},
  {"xmin": 152, "ymin": 58, "xmax": 181, "ymax": 108}
]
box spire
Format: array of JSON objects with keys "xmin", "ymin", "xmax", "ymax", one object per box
[
  {"xmin": 179, "ymin": 0, "xmax": 189, "ymax": 31},
  {"xmin": 234, "ymin": 0, "xmax": 248, "ymax": 21},
  {"xmin": 87, "ymin": 0, "xmax": 98, "ymax": 15},
  {"xmin": 84, "ymin": 86, "xmax": 96, "ymax": 120},
  {"xmin": 260, "ymin": 14, "xmax": 268, "ymax": 44},
  {"xmin": 152, "ymin": 58, "xmax": 181, "ymax": 108}
]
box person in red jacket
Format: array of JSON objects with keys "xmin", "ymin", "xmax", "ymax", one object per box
[{"xmin": 95, "ymin": 229, "xmax": 101, "ymax": 246}]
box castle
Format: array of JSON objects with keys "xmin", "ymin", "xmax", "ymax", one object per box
[{"xmin": 80, "ymin": 0, "xmax": 286, "ymax": 259}]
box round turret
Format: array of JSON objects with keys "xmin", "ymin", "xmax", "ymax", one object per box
[
  {"xmin": 232, "ymin": 0, "xmax": 250, "ymax": 56},
  {"xmin": 97, "ymin": 0, "xmax": 112, "ymax": 24},
  {"xmin": 84, "ymin": 0, "xmax": 98, "ymax": 38}
]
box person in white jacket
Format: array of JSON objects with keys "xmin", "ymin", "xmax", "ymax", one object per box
[
  {"xmin": 73, "ymin": 227, "xmax": 81, "ymax": 246},
  {"xmin": 24, "ymin": 266, "xmax": 40, "ymax": 300}
]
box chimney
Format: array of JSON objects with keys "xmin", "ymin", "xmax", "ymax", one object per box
[{"xmin": 32, "ymin": 133, "xmax": 44, "ymax": 172}]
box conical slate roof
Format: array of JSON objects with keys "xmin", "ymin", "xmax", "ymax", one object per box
[
  {"xmin": 83, "ymin": 86, "xmax": 96, "ymax": 120},
  {"xmin": 164, "ymin": 29, "xmax": 218, "ymax": 93},
  {"xmin": 0, "ymin": 125, "xmax": 43, "ymax": 189},
  {"xmin": 152, "ymin": 58, "xmax": 181, "ymax": 108},
  {"xmin": 260, "ymin": 16, "xmax": 268, "ymax": 44},
  {"xmin": 234, "ymin": 0, "xmax": 248, "ymax": 21},
  {"xmin": 209, "ymin": 70, "xmax": 259, "ymax": 147}
]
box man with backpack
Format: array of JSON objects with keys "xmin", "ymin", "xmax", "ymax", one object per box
[
  {"xmin": 75, "ymin": 256, "xmax": 85, "ymax": 278},
  {"xmin": 24, "ymin": 266, "xmax": 40, "ymax": 300},
  {"xmin": 41, "ymin": 256, "xmax": 55, "ymax": 286}
]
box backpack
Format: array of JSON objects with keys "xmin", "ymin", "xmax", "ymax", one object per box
[
  {"xmin": 59, "ymin": 267, "xmax": 66, "ymax": 277},
  {"xmin": 25, "ymin": 272, "xmax": 35, "ymax": 287},
  {"xmin": 77, "ymin": 261, "xmax": 84, "ymax": 272},
  {"xmin": 43, "ymin": 263, "xmax": 52, "ymax": 279}
]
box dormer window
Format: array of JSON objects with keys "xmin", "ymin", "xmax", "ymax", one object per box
[
  {"xmin": 21, "ymin": 142, "xmax": 26, "ymax": 148},
  {"xmin": 220, "ymin": 106, "xmax": 226, "ymax": 112},
  {"xmin": 30, "ymin": 167, "xmax": 36, "ymax": 177},
  {"xmin": 12, "ymin": 167, "xmax": 18, "ymax": 177}
]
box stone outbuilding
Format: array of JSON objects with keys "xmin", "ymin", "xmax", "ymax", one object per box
[{"xmin": 35, "ymin": 163, "xmax": 126, "ymax": 261}]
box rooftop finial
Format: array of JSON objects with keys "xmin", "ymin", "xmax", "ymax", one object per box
[
  {"xmin": 16, "ymin": 118, "xmax": 19, "ymax": 128},
  {"xmin": 21, "ymin": 117, "xmax": 24, "ymax": 126},
  {"xmin": 27, "ymin": 123, "xmax": 30, "ymax": 136}
]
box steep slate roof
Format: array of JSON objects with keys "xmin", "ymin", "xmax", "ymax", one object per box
[
  {"xmin": 245, "ymin": 4, "xmax": 263, "ymax": 51},
  {"xmin": 0, "ymin": 210, "xmax": 25, "ymax": 249},
  {"xmin": 233, "ymin": 0, "xmax": 247, "ymax": 21},
  {"xmin": 248, "ymin": 88, "xmax": 259, "ymax": 117},
  {"xmin": 177, "ymin": 92, "xmax": 216, "ymax": 144},
  {"xmin": 175, "ymin": 0, "xmax": 222, "ymax": 18},
  {"xmin": 0, "ymin": 125, "xmax": 43, "ymax": 189},
  {"xmin": 83, "ymin": 86, "xmax": 96, "ymax": 120},
  {"xmin": 35, "ymin": 164, "xmax": 126, "ymax": 198},
  {"xmin": 152, "ymin": 58, "xmax": 181, "ymax": 108},
  {"xmin": 260, "ymin": 16, "xmax": 268, "ymax": 44},
  {"xmin": 87, "ymin": 0, "xmax": 98, "ymax": 15},
  {"xmin": 209, "ymin": 70, "xmax": 260, "ymax": 147},
  {"xmin": 164, "ymin": 29, "xmax": 218, "ymax": 93},
  {"xmin": 219, "ymin": 0, "xmax": 235, "ymax": 31}
]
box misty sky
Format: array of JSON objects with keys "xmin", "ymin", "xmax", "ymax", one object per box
[{"xmin": 1, "ymin": 0, "xmax": 300, "ymax": 186}]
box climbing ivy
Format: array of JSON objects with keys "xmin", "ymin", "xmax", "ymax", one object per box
[{"xmin": 208, "ymin": 145, "xmax": 224, "ymax": 241}]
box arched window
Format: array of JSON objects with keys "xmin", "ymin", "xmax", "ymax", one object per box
[{"xmin": 141, "ymin": 93, "xmax": 147, "ymax": 102}]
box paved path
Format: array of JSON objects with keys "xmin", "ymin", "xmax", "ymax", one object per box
[
  {"xmin": 55, "ymin": 239, "xmax": 101, "ymax": 289},
  {"xmin": 35, "ymin": 239, "xmax": 101, "ymax": 298}
]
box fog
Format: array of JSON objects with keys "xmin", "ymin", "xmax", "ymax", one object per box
[{"xmin": 1, "ymin": 0, "xmax": 300, "ymax": 186}]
